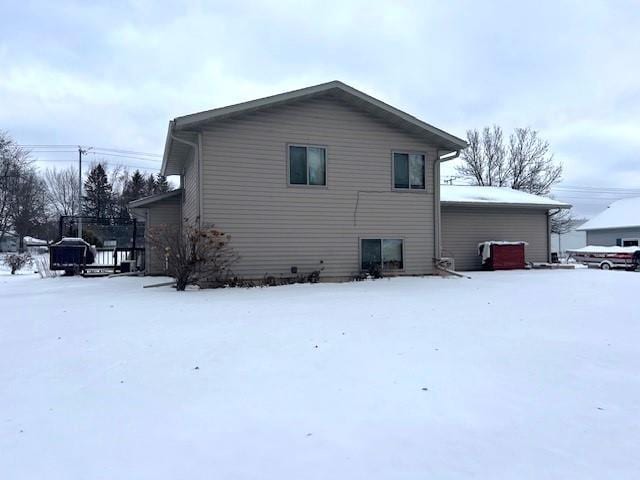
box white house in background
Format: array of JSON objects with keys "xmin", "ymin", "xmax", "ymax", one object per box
[
  {"xmin": 23, "ymin": 236, "xmax": 49, "ymax": 254},
  {"xmin": 577, "ymin": 197, "xmax": 640, "ymax": 247},
  {"xmin": 0, "ymin": 232, "xmax": 18, "ymax": 252}
]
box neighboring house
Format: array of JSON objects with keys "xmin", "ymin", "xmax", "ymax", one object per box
[
  {"xmin": 0, "ymin": 232, "xmax": 18, "ymax": 253},
  {"xmin": 131, "ymin": 81, "xmax": 570, "ymax": 277},
  {"xmin": 576, "ymin": 197, "xmax": 640, "ymax": 247},
  {"xmin": 23, "ymin": 236, "xmax": 49, "ymax": 254}
]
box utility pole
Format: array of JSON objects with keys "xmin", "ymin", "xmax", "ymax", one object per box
[{"xmin": 78, "ymin": 146, "xmax": 85, "ymax": 238}]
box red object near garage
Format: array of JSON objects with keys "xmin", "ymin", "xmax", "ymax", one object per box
[{"xmin": 478, "ymin": 241, "xmax": 527, "ymax": 270}]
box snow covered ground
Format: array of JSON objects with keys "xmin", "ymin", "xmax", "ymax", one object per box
[{"xmin": 1, "ymin": 269, "xmax": 639, "ymax": 479}]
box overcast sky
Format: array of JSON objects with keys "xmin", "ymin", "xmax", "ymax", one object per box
[{"xmin": 2, "ymin": 0, "xmax": 639, "ymax": 217}]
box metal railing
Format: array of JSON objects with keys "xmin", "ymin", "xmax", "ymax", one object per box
[{"xmin": 90, "ymin": 248, "xmax": 145, "ymax": 271}]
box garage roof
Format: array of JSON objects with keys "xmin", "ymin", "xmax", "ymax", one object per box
[{"xmin": 441, "ymin": 185, "xmax": 571, "ymax": 209}]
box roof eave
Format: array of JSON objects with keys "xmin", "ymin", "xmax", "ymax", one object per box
[
  {"xmin": 128, "ymin": 189, "xmax": 182, "ymax": 209},
  {"xmin": 159, "ymin": 121, "xmax": 174, "ymax": 176},
  {"xmin": 576, "ymin": 224, "xmax": 640, "ymax": 232},
  {"xmin": 441, "ymin": 201, "xmax": 572, "ymax": 209},
  {"xmin": 172, "ymin": 80, "xmax": 468, "ymax": 151}
]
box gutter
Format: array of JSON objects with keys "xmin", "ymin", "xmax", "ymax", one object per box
[
  {"xmin": 441, "ymin": 201, "xmax": 572, "ymax": 210},
  {"xmin": 434, "ymin": 150, "xmax": 460, "ymax": 263},
  {"xmin": 159, "ymin": 121, "xmax": 174, "ymax": 177}
]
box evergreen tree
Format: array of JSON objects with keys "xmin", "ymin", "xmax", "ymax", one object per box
[
  {"xmin": 145, "ymin": 173, "xmax": 157, "ymax": 196},
  {"xmin": 83, "ymin": 164, "xmax": 114, "ymax": 218},
  {"xmin": 155, "ymin": 174, "xmax": 170, "ymax": 193},
  {"xmin": 122, "ymin": 170, "xmax": 146, "ymax": 204}
]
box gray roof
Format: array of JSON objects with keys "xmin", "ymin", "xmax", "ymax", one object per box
[
  {"xmin": 162, "ymin": 80, "xmax": 467, "ymax": 175},
  {"xmin": 128, "ymin": 189, "xmax": 181, "ymax": 209}
]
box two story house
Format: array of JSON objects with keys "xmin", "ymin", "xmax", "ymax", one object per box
[{"xmin": 131, "ymin": 81, "xmax": 568, "ymax": 278}]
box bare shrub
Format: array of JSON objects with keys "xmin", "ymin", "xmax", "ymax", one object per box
[
  {"xmin": 147, "ymin": 223, "xmax": 238, "ymax": 291},
  {"xmin": 3, "ymin": 252, "xmax": 32, "ymax": 275}
]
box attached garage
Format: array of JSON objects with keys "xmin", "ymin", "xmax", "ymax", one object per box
[{"xmin": 440, "ymin": 186, "xmax": 571, "ymax": 271}]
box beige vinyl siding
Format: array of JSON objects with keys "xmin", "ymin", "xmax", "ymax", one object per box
[
  {"xmin": 145, "ymin": 196, "xmax": 181, "ymax": 275},
  {"xmin": 199, "ymin": 95, "xmax": 438, "ymax": 280},
  {"xmin": 182, "ymin": 150, "xmax": 198, "ymax": 224},
  {"xmin": 441, "ymin": 206, "xmax": 549, "ymax": 271}
]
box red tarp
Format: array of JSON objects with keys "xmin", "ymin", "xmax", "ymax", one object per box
[{"xmin": 487, "ymin": 244, "xmax": 526, "ymax": 270}]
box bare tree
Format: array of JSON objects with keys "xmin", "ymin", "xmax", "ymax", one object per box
[
  {"xmin": 456, "ymin": 126, "xmax": 509, "ymax": 187},
  {"xmin": 11, "ymin": 169, "xmax": 48, "ymax": 248},
  {"xmin": 456, "ymin": 126, "xmax": 562, "ymax": 196},
  {"xmin": 549, "ymin": 209, "xmax": 573, "ymax": 235},
  {"xmin": 44, "ymin": 166, "xmax": 79, "ymax": 217},
  {"xmin": 0, "ymin": 131, "xmax": 33, "ymax": 241},
  {"xmin": 508, "ymin": 128, "xmax": 562, "ymax": 195}
]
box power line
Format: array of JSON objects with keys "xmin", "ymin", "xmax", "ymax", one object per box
[
  {"xmin": 33, "ymin": 158, "xmax": 163, "ymax": 171},
  {"xmin": 91, "ymin": 147, "xmax": 161, "ymax": 158},
  {"xmin": 18, "ymin": 144, "xmax": 162, "ymax": 158},
  {"xmin": 18, "ymin": 144, "xmax": 77, "ymax": 148},
  {"xmin": 87, "ymin": 151, "xmax": 161, "ymax": 162},
  {"xmin": 553, "ymin": 186, "xmax": 640, "ymax": 193}
]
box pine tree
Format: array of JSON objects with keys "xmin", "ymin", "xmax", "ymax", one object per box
[
  {"xmin": 83, "ymin": 164, "xmax": 114, "ymax": 218},
  {"xmin": 155, "ymin": 174, "xmax": 170, "ymax": 193},
  {"xmin": 123, "ymin": 170, "xmax": 146, "ymax": 203},
  {"xmin": 145, "ymin": 173, "xmax": 157, "ymax": 196}
]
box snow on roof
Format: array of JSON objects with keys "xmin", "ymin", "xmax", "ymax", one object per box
[
  {"xmin": 23, "ymin": 236, "xmax": 48, "ymax": 245},
  {"xmin": 566, "ymin": 245, "xmax": 640, "ymax": 254},
  {"xmin": 576, "ymin": 197, "xmax": 640, "ymax": 231},
  {"xmin": 128, "ymin": 189, "xmax": 182, "ymax": 208},
  {"xmin": 441, "ymin": 185, "xmax": 571, "ymax": 208}
]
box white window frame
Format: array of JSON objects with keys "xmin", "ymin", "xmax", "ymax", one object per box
[
  {"xmin": 287, "ymin": 144, "xmax": 328, "ymax": 187},
  {"xmin": 391, "ymin": 151, "xmax": 426, "ymax": 191},
  {"xmin": 360, "ymin": 238, "xmax": 405, "ymax": 272},
  {"xmin": 622, "ymin": 238, "xmax": 640, "ymax": 247}
]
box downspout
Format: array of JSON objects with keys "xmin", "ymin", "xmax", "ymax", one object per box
[
  {"xmin": 434, "ymin": 150, "xmax": 460, "ymax": 264},
  {"xmin": 170, "ymin": 130, "xmax": 201, "ymax": 228},
  {"xmin": 547, "ymin": 209, "xmax": 553, "ymax": 262},
  {"xmin": 197, "ymin": 132, "xmax": 204, "ymax": 229}
]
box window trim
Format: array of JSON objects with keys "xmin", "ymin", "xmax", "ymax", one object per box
[
  {"xmin": 286, "ymin": 143, "xmax": 328, "ymax": 188},
  {"xmin": 622, "ymin": 238, "xmax": 640, "ymax": 247},
  {"xmin": 391, "ymin": 150, "xmax": 427, "ymax": 192},
  {"xmin": 359, "ymin": 237, "xmax": 406, "ymax": 272}
]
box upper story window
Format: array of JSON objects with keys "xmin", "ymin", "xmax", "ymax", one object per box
[
  {"xmin": 289, "ymin": 145, "xmax": 326, "ymax": 186},
  {"xmin": 393, "ymin": 152, "xmax": 425, "ymax": 190}
]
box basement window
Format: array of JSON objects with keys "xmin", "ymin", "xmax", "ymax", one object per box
[
  {"xmin": 393, "ymin": 152, "xmax": 425, "ymax": 190},
  {"xmin": 289, "ymin": 145, "xmax": 326, "ymax": 186},
  {"xmin": 361, "ymin": 239, "xmax": 404, "ymax": 271}
]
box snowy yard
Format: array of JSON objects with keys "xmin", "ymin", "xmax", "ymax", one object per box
[{"xmin": 1, "ymin": 269, "xmax": 639, "ymax": 479}]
